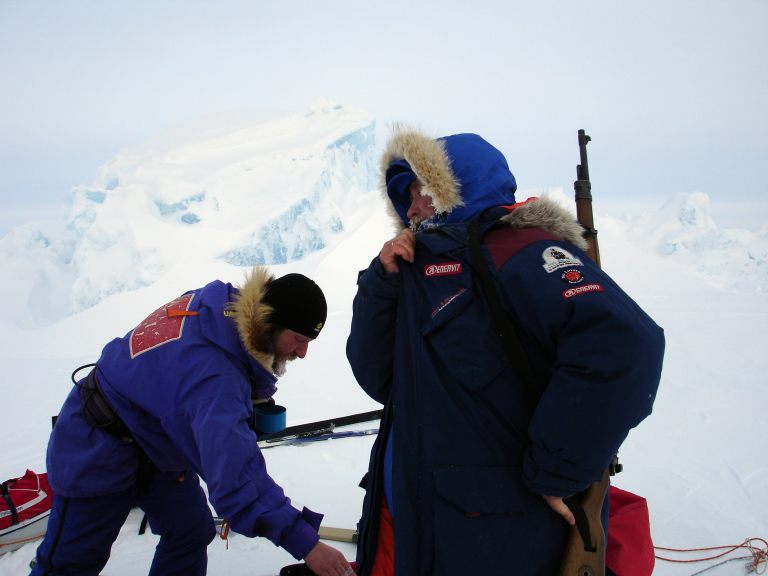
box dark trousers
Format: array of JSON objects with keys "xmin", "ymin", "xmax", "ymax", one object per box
[{"xmin": 30, "ymin": 470, "xmax": 216, "ymax": 576}]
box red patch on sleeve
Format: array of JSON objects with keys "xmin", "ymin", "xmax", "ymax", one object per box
[
  {"xmin": 129, "ymin": 294, "xmax": 196, "ymax": 358},
  {"xmin": 562, "ymin": 283, "xmax": 604, "ymax": 299}
]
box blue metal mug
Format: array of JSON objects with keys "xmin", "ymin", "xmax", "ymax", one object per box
[{"xmin": 252, "ymin": 403, "xmax": 287, "ymax": 434}]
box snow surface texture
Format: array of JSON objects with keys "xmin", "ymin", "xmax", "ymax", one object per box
[{"xmin": 1, "ymin": 105, "xmax": 766, "ymax": 575}]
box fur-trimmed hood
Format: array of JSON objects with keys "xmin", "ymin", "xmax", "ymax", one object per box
[
  {"xmin": 380, "ymin": 127, "xmax": 587, "ymax": 250},
  {"xmin": 229, "ymin": 266, "xmax": 278, "ymax": 373},
  {"xmin": 380, "ymin": 127, "xmax": 517, "ymax": 230}
]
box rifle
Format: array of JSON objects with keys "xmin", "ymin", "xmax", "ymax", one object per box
[
  {"xmin": 558, "ymin": 130, "xmax": 613, "ymax": 576},
  {"xmin": 468, "ymin": 130, "xmax": 616, "ymax": 576},
  {"xmin": 573, "ymin": 129, "xmax": 601, "ymax": 267}
]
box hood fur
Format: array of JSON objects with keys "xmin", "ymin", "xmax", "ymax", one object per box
[
  {"xmin": 230, "ymin": 266, "xmax": 278, "ymax": 373},
  {"xmin": 380, "ymin": 127, "xmax": 462, "ymax": 230},
  {"xmin": 500, "ymin": 197, "xmax": 589, "ymax": 250}
]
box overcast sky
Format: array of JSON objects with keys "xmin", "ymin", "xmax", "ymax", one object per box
[{"xmin": 1, "ymin": 0, "xmax": 766, "ymax": 233}]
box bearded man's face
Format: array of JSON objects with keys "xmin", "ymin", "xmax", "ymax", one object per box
[{"xmin": 270, "ymin": 329, "xmax": 311, "ymax": 376}]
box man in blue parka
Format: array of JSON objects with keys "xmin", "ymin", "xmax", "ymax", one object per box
[
  {"xmin": 346, "ymin": 128, "xmax": 665, "ymax": 575},
  {"xmin": 32, "ymin": 266, "xmax": 353, "ymax": 576}
]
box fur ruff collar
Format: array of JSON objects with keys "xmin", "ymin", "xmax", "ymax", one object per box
[
  {"xmin": 500, "ymin": 197, "xmax": 588, "ymax": 250},
  {"xmin": 229, "ymin": 266, "xmax": 277, "ymax": 373}
]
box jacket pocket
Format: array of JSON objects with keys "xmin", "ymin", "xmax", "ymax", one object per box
[
  {"xmin": 431, "ymin": 466, "xmax": 565, "ymax": 575},
  {"xmin": 421, "ymin": 287, "xmax": 508, "ymax": 391}
]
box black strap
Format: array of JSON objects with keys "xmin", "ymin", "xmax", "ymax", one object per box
[
  {"xmin": 1, "ymin": 480, "xmax": 19, "ymax": 525},
  {"xmin": 564, "ymin": 494, "xmax": 597, "ymax": 552},
  {"xmin": 466, "ymin": 216, "xmax": 542, "ymax": 401},
  {"xmin": 139, "ymin": 513, "xmax": 149, "ymax": 535},
  {"xmin": 75, "ymin": 365, "xmax": 135, "ymax": 443}
]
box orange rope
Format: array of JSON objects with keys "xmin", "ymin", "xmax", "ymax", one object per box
[{"xmin": 655, "ymin": 538, "xmax": 768, "ymax": 573}]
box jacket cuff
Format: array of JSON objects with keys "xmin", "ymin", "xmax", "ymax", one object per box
[
  {"xmin": 358, "ymin": 258, "xmax": 400, "ymax": 296},
  {"xmin": 280, "ymin": 507, "xmax": 323, "ymax": 560},
  {"xmin": 522, "ymin": 445, "xmax": 594, "ymax": 497}
]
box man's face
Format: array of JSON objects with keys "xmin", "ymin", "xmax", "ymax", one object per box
[
  {"xmin": 406, "ymin": 181, "xmax": 436, "ymax": 227},
  {"xmin": 271, "ymin": 328, "xmax": 312, "ymax": 376}
]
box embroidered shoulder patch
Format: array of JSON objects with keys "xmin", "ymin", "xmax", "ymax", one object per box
[
  {"xmin": 542, "ymin": 246, "xmax": 583, "ymax": 273},
  {"xmin": 129, "ymin": 293, "xmax": 196, "ymax": 358},
  {"xmin": 561, "ymin": 269, "xmax": 584, "ymax": 284},
  {"xmin": 424, "ymin": 262, "xmax": 462, "ymax": 277},
  {"xmin": 562, "ymin": 283, "xmax": 604, "ymax": 299}
]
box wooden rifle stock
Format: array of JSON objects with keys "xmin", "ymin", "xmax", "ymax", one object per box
[
  {"xmin": 559, "ymin": 469, "xmax": 610, "ymax": 576},
  {"xmin": 558, "ymin": 130, "xmax": 609, "ymax": 576}
]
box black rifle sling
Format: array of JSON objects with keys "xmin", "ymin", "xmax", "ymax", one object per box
[{"xmin": 466, "ymin": 216, "xmax": 542, "ymax": 402}]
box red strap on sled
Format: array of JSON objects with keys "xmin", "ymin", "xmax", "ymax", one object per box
[{"xmin": 606, "ymin": 486, "xmax": 655, "ymax": 576}]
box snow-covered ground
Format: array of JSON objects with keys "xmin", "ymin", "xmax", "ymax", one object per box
[{"xmin": 1, "ymin": 108, "xmax": 766, "ymax": 575}]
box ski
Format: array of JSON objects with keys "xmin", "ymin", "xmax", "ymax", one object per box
[
  {"xmin": 318, "ymin": 525, "xmax": 357, "ymax": 544},
  {"xmin": 256, "ymin": 409, "xmax": 382, "ymax": 445},
  {"xmin": 212, "ymin": 522, "xmax": 357, "ymax": 544},
  {"xmin": 259, "ymin": 428, "xmax": 378, "ymax": 449}
]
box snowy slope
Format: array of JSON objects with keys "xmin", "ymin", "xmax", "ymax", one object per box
[
  {"xmin": 0, "ymin": 102, "xmax": 377, "ymax": 327},
  {"xmin": 1, "ymin": 108, "xmax": 766, "ymax": 575}
]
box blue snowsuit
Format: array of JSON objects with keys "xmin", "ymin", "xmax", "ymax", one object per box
[
  {"xmin": 33, "ymin": 271, "xmax": 322, "ymax": 575},
  {"xmin": 346, "ymin": 131, "xmax": 665, "ymax": 575}
]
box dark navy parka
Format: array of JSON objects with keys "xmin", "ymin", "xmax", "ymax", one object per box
[{"xmin": 346, "ymin": 131, "xmax": 665, "ymax": 575}]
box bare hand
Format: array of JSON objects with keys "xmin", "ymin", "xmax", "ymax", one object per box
[
  {"xmin": 541, "ymin": 494, "xmax": 576, "ymax": 526},
  {"xmin": 379, "ymin": 228, "xmax": 416, "ymax": 273},
  {"xmin": 304, "ymin": 540, "xmax": 355, "ymax": 576}
]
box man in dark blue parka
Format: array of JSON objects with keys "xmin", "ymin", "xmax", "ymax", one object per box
[
  {"xmin": 32, "ymin": 266, "xmax": 353, "ymax": 576},
  {"xmin": 346, "ymin": 128, "xmax": 665, "ymax": 575}
]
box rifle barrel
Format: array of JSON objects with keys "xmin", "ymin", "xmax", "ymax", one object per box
[
  {"xmin": 574, "ymin": 129, "xmax": 601, "ymax": 267},
  {"xmin": 577, "ymin": 129, "xmax": 591, "ymax": 183}
]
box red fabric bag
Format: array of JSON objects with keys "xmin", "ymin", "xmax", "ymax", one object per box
[
  {"xmin": 1, "ymin": 469, "xmax": 53, "ymax": 553},
  {"xmin": 606, "ymin": 485, "xmax": 655, "ymax": 576}
]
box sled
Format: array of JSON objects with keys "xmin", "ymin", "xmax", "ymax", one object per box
[{"xmin": 0, "ymin": 470, "xmax": 52, "ymax": 555}]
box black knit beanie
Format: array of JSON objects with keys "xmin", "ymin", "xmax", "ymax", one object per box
[{"xmin": 263, "ymin": 273, "xmax": 327, "ymax": 339}]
